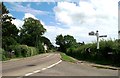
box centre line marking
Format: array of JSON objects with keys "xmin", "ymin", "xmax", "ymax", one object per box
[
  {"xmin": 25, "ymin": 60, "xmax": 62, "ymax": 76},
  {"xmin": 33, "ymin": 70, "xmax": 41, "ymax": 73}
]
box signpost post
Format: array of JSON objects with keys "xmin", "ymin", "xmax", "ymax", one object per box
[
  {"xmin": 89, "ymin": 30, "xmax": 107, "ymax": 51},
  {"xmin": 118, "ymin": 30, "xmax": 120, "ymax": 39}
]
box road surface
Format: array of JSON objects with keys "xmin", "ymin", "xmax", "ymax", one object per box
[
  {"xmin": 2, "ymin": 52, "xmax": 118, "ymax": 77},
  {"xmin": 2, "ymin": 53, "xmax": 61, "ymax": 76}
]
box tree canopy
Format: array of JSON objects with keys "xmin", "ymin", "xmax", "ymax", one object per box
[
  {"xmin": 20, "ymin": 17, "xmax": 46, "ymax": 47},
  {"xmin": 1, "ymin": 2, "xmax": 19, "ymax": 50},
  {"xmin": 56, "ymin": 34, "xmax": 77, "ymax": 52}
]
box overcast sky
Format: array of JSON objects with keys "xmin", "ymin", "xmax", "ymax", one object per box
[{"xmin": 4, "ymin": 0, "xmax": 119, "ymax": 45}]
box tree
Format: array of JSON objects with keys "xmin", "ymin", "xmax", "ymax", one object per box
[
  {"xmin": 1, "ymin": 2, "xmax": 19, "ymax": 50},
  {"xmin": 41, "ymin": 36, "xmax": 54, "ymax": 50},
  {"xmin": 56, "ymin": 34, "xmax": 65, "ymax": 51},
  {"xmin": 64, "ymin": 35, "xmax": 76, "ymax": 48},
  {"xmin": 20, "ymin": 17, "xmax": 46, "ymax": 51},
  {"xmin": 55, "ymin": 34, "xmax": 77, "ymax": 52}
]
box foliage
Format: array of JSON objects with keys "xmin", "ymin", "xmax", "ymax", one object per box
[
  {"xmin": 20, "ymin": 17, "xmax": 46, "ymax": 47},
  {"xmin": 1, "ymin": 3, "xmax": 19, "ymax": 50},
  {"xmin": 41, "ymin": 36, "xmax": 54, "ymax": 50},
  {"xmin": 0, "ymin": 48, "xmax": 10, "ymax": 61},
  {"xmin": 56, "ymin": 34, "xmax": 64, "ymax": 51},
  {"xmin": 66, "ymin": 39, "xmax": 120, "ymax": 66},
  {"xmin": 2, "ymin": 37, "xmax": 18, "ymax": 50},
  {"xmin": 19, "ymin": 17, "xmax": 47, "ymax": 53},
  {"xmin": 1, "ymin": 2, "xmax": 55, "ymax": 61},
  {"xmin": 1, "ymin": 2, "xmax": 9, "ymax": 14},
  {"xmin": 8, "ymin": 45, "xmax": 39, "ymax": 57},
  {"xmin": 56, "ymin": 34, "xmax": 77, "ymax": 52}
]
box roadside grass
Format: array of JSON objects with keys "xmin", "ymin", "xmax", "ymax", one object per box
[{"xmin": 60, "ymin": 53, "xmax": 76, "ymax": 63}]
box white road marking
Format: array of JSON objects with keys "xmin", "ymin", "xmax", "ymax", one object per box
[
  {"xmin": 33, "ymin": 70, "xmax": 41, "ymax": 73},
  {"xmin": 25, "ymin": 73, "xmax": 33, "ymax": 76},
  {"xmin": 41, "ymin": 68, "xmax": 47, "ymax": 70},
  {"xmin": 25, "ymin": 60, "xmax": 62, "ymax": 76}
]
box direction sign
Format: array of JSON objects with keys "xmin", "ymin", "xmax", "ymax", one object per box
[
  {"xmin": 88, "ymin": 30, "xmax": 107, "ymax": 50},
  {"xmin": 89, "ymin": 31, "xmax": 95, "ymax": 35},
  {"xmin": 99, "ymin": 35, "xmax": 107, "ymax": 37}
]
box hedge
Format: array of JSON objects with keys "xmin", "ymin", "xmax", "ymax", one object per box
[
  {"xmin": 66, "ymin": 39, "xmax": 120, "ymax": 66},
  {"xmin": 8, "ymin": 45, "xmax": 39, "ymax": 58}
]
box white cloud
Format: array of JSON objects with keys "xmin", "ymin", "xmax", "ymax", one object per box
[
  {"xmin": 12, "ymin": 13, "xmax": 45, "ymax": 30},
  {"xmin": 9, "ymin": 0, "xmax": 119, "ymax": 45},
  {"xmin": 52, "ymin": 0, "xmax": 118, "ymax": 43},
  {"xmin": 23, "ymin": 13, "xmax": 38, "ymax": 19},
  {"xmin": 12, "ymin": 13, "xmax": 37, "ymax": 29},
  {"xmin": 7, "ymin": 13, "xmax": 13, "ymax": 17},
  {"xmin": 12, "ymin": 19, "xmax": 24, "ymax": 29}
]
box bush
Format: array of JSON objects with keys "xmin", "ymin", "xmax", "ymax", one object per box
[
  {"xmin": 0, "ymin": 48, "xmax": 9, "ymax": 61},
  {"xmin": 66, "ymin": 39, "xmax": 120, "ymax": 66},
  {"xmin": 28, "ymin": 46, "xmax": 39, "ymax": 56},
  {"xmin": 9, "ymin": 45, "xmax": 39, "ymax": 58},
  {"xmin": 2, "ymin": 37, "xmax": 18, "ymax": 51}
]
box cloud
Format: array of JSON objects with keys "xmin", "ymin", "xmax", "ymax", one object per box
[
  {"xmin": 12, "ymin": 19, "xmax": 24, "ymax": 29},
  {"xmin": 44, "ymin": 24, "xmax": 98, "ymax": 45},
  {"xmin": 9, "ymin": 0, "xmax": 119, "ymax": 44},
  {"xmin": 9, "ymin": 2, "xmax": 48, "ymax": 16},
  {"xmin": 23, "ymin": 13, "xmax": 38, "ymax": 19},
  {"xmin": 54, "ymin": 0, "xmax": 117, "ymax": 25},
  {"xmin": 52, "ymin": 0, "xmax": 118, "ymax": 43},
  {"xmin": 12, "ymin": 13, "xmax": 37, "ymax": 29},
  {"xmin": 12, "ymin": 13, "xmax": 44, "ymax": 30}
]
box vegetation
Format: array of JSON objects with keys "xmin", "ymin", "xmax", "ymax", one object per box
[
  {"xmin": 1, "ymin": 2, "xmax": 54, "ymax": 61},
  {"xmin": 56, "ymin": 34, "xmax": 79, "ymax": 52},
  {"xmin": 60, "ymin": 53, "xmax": 76, "ymax": 63},
  {"xmin": 56, "ymin": 34, "xmax": 120, "ymax": 66},
  {"xmin": 1, "ymin": 2, "xmax": 120, "ymax": 67}
]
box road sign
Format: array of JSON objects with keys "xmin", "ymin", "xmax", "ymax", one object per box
[
  {"xmin": 89, "ymin": 31, "xmax": 95, "ymax": 35},
  {"xmin": 99, "ymin": 35, "xmax": 107, "ymax": 37},
  {"xmin": 88, "ymin": 30, "xmax": 107, "ymax": 50}
]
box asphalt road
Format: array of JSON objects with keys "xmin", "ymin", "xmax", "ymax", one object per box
[
  {"xmin": 2, "ymin": 52, "xmax": 118, "ymax": 77},
  {"xmin": 2, "ymin": 53, "xmax": 61, "ymax": 76},
  {"xmin": 31, "ymin": 61, "xmax": 118, "ymax": 76}
]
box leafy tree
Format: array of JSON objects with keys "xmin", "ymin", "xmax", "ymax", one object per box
[
  {"xmin": 41, "ymin": 36, "xmax": 54, "ymax": 50},
  {"xmin": 56, "ymin": 34, "xmax": 77, "ymax": 52},
  {"xmin": 1, "ymin": 2, "xmax": 9, "ymax": 14},
  {"xmin": 64, "ymin": 35, "xmax": 76, "ymax": 48},
  {"xmin": 56, "ymin": 34, "xmax": 65, "ymax": 51},
  {"xmin": 20, "ymin": 17, "xmax": 46, "ymax": 51},
  {"xmin": 1, "ymin": 2, "xmax": 19, "ymax": 50}
]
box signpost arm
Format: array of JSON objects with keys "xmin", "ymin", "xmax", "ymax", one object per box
[{"xmin": 88, "ymin": 30, "xmax": 107, "ymax": 52}]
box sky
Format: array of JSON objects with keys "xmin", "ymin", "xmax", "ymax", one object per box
[
  {"xmin": 119, "ymin": 1, "xmax": 120, "ymax": 39},
  {"xmin": 4, "ymin": 0, "xmax": 119, "ymax": 46}
]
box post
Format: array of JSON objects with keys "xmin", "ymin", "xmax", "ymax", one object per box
[
  {"xmin": 96, "ymin": 30, "xmax": 99, "ymax": 50},
  {"xmin": 89, "ymin": 30, "xmax": 107, "ymax": 52}
]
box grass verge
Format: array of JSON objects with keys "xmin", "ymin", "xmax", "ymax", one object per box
[{"xmin": 60, "ymin": 53, "xmax": 76, "ymax": 63}]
